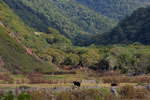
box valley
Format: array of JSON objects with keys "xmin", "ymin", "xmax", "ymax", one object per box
[{"xmin": 0, "ymin": 0, "xmax": 150, "ymax": 99}]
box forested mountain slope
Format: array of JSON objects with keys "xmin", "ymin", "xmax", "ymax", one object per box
[
  {"xmin": 77, "ymin": 0, "xmax": 150, "ymax": 20},
  {"xmin": 77, "ymin": 6, "xmax": 150, "ymax": 46},
  {"xmin": 3, "ymin": 0, "xmax": 116, "ymax": 43},
  {"xmin": 107, "ymin": 7, "xmax": 150, "ymax": 45}
]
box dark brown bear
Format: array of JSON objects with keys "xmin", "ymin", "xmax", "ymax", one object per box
[
  {"xmin": 73, "ymin": 81, "xmax": 80, "ymax": 87},
  {"xmin": 111, "ymin": 83, "xmax": 118, "ymax": 87}
]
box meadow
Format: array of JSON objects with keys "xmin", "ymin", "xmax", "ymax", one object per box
[{"xmin": 0, "ymin": 70, "xmax": 150, "ymax": 100}]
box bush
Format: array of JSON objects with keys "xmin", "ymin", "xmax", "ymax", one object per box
[{"xmin": 64, "ymin": 53, "xmax": 80, "ymax": 67}]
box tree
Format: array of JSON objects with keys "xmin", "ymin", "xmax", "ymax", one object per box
[
  {"xmin": 36, "ymin": 48, "xmax": 66, "ymax": 65},
  {"xmin": 48, "ymin": 27, "xmax": 59, "ymax": 35},
  {"xmin": 80, "ymin": 49, "xmax": 100, "ymax": 69},
  {"xmin": 64, "ymin": 53, "xmax": 80, "ymax": 67},
  {"xmin": 46, "ymin": 35, "xmax": 55, "ymax": 44}
]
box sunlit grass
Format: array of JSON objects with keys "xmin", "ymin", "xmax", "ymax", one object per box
[{"xmin": 0, "ymin": 83, "xmax": 137, "ymax": 89}]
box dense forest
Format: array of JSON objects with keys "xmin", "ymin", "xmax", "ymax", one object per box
[
  {"xmin": 3, "ymin": 0, "xmax": 116, "ymax": 44},
  {"xmin": 4, "ymin": 0, "xmax": 149, "ymax": 45},
  {"xmin": 77, "ymin": 0, "xmax": 149, "ymax": 20},
  {"xmin": 78, "ymin": 6, "xmax": 150, "ymax": 46},
  {"xmin": 107, "ymin": 7, "xmax": 150, "ymax": 45}
]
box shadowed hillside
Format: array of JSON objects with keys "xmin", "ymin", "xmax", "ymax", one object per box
[
  {"xmin": 77, "ymin": 0, "xmax": 149, "ymax": 20},
  {"xmin": 108, "ymin": 7, "xmax": 150, "ymax": 45}
]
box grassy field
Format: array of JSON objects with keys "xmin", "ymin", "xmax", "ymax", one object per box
[
  {"xmin": 0, "ymin": 83, "xmax": 137, "ymax": 89},
  {"xmin": 0, "ymin": 84, "xmax": 149, "ymax": 100},
  {"xmin": 0, "ymin": 71, "xmax": 140, "ymax": 89},
  {"xmin": 0, "ymin": 71, "xmax": 150, "ymax": 100}
]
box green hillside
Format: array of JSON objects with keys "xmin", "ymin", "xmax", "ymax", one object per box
[
  {"xmin": 3, "ymin": 0, "xmax": 150, "ymax": 45},
  {"xmin": 77, "ymin": 0, "xmax": 149, "ymax": 20},
  {"xmin": 107, "ymin": 7, "xmax": 150, "ymax": 45},
  {"xmin": 3, "ymin": 0, "xmax": 116, "ymax": 43},
  {"xmin": 76, "ymin": 6, "xmax": 150, "ymax": 46},
  {"xmin": 0, "ymin": 0, "xmax": 59, "ymax": 72},
  {"xmin": 0, "ymin": 0, "xmax": 78, "ymax": 73},
  {"xmin": 0, "ymin": 25, "xmax": 54, "ymax": 73}
]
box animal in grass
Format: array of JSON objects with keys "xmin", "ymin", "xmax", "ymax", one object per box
[
  {"xmin": 73, "ymin": 81, "xmax": 81, "ymax": 87},
  {"xmin": 111, "ymin": 83, "xmax": 118, "ymax": 87},
  {"xmin": 110, "ymin": 87, "xmax": 118, "ymax": 97},
  {"xmin": 147, "ymin": 84, "xmax": 150, "ymax": 91}
]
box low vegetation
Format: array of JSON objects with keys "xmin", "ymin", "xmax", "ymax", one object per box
[
  {"xmin": 0, "ymin": 85, "xmax": 150, "ymax": 100},
  {"xmin": 102, "ymin": 75, "xmax": 150, "ymax": 83},
  {"xmin": 120, "ymin": 85, "xmax": 150, "ymax": 99},
  {"xmin": 0, "ymin": 0, "xmax": 150, "ymax": 75}
]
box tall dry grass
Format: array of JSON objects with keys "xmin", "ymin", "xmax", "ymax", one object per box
[
  {"xmin": 29, "ymin": 89, "xmax": 116, "ymax": 100},
  {"xmin": 120, "ymin": 85, "xmax": 150, "ymax": 99},
  {"xmin": 0, "ymin": 73, "xmax": 13, "ymax": 84},
  {"xmin": 102, "ymin": 75, "xmax": 150, "ymax": 83}
]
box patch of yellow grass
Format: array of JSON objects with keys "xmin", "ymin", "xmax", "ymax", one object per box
[{"xmin": 0, "ymin": 83, "xmax": 137, "ymax": 89}]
